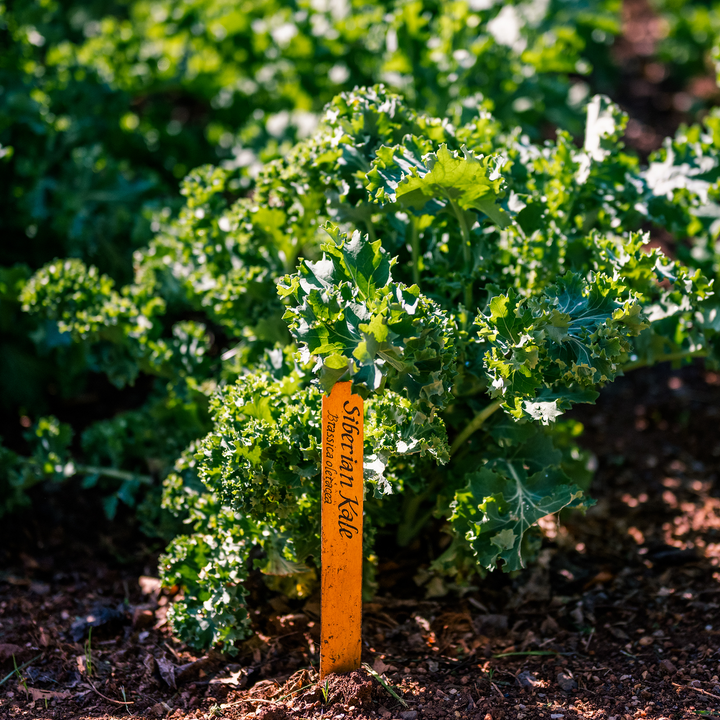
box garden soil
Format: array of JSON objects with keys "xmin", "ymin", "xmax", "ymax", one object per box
[{"xmin": 2, "ymin": 361, "xmax": 720, "ymax": 720}]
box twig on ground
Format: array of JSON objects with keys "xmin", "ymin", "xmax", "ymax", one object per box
[
  {"xmin": 673, "ymin": 682, "xmax": 720, "ymax": 701},
  {"xmin": 86, "ymin": 678, "xmax": 134, "ymax": 705},
  {"xmin": 163, "ymin": 642, "xmax": 182, "ymax": 662},
  {"xmin": 467, "ymin": 598, "xmax": 489, "ymax": 613},
  {"xmin": 221, "ymin": 682, "xmax": 316, "ymax": 709}
]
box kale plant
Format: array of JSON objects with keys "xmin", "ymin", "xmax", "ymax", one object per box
[
  {"xmin": 17, "ymin": 85, "xmax": 720, "ymax": 651},
  {"xmin": 160, "ymin": 89, "xmax": 719, "ymax": 648}
]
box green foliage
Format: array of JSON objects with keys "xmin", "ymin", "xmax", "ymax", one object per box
[
  {"xmin": 476, "ymin": 272, "xmax": 647, "ymax": 423},
  {"xmin": 655, "ymin": 0, "xmax": 720, "ymax": 104},
  {"xmin": 0, "ymin": 416, "xmax": 73, "ymax": 517},
  {"xmin": 451, "ymin": 439, "xmax": 587, "ymax": 572},
  {"xmin": 279, "ymin": 224, "xmax": 457, "ymax": 406},
  {"xmin": 12, "ymin": 83, "xmax": 720, "ymax": 652},
  {"xmin": 20, "ymin": 257, "xmax": 219, "ymax": 390},
  {"xmin": 5, "ymin": 0, "xmax": 720, "ymax": 656},
  {"xmin": 160, "ymin": 446, "xmax": 254, "ymax": 651},
  {"xmin": 197, "ymin": 370, "xmax": 322, "ymax": 524},
  {"xmin": 0, "ymin": 0, "xmax": 625, "ymax": 281},
  {"xmin": 368, "ymin": 142, "xmax": 510, "ymax": 227}
]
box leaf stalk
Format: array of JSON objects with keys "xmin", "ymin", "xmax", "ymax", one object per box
[
  {"xmin": 450, "ymin": 200, "xmax": 474, "ymax": 316},
  {"xmin": 409, "ymin": 216, "xmax": 421, "ymax": 288},
  {"xmin": 450, "ymin": 399, "xmax": 503, "ymax": 456},
  {"xmin": 75, "ymin": 465, "xmax": 153, "ymax": 485}
]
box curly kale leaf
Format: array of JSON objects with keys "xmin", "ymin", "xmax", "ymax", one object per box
[
  {"xmin": 452, "ymin": 466, "xmax": 586, "ymax": 572},
  {"xmin": 21, "ymin": 259, "xmax": 214, "ymax": 386},
  {"xmin": 195, "ymin": 372, "xmax": 323, "ymax": 522},
  {"xmin": 364, "ymin": 390, "xmax": 449, "ymax": 497},
  {"xmin": 477, "ymin": 272, "xmax": 647, "ymax": 422},
  {"xmin": 367, "ymin": 141, "xmax": 510, "ymax": 227},
  {"xmin": 450, "ymin": 430, "xmax": 590, "ymax": 572},
  {"xmin": 197, "ymin": 368, "xmax": 448, "ymax": 511},
  {"xmin": 576, "ymin": 95, "xmax": 628, "ymax": 184},
  {"xmin": 160, "ymin": 442, "xmax": 315, "ymax": 653},
  {"xmin": 160, "ymin": 528, "xmax": 252, "ymax": 654},
  {"xmin": 0, "ymin": 417, "xmax": 76, "ymax": 517},
  {"xmin": 586, "ymin": 231, "xmax": 719, "ymax": 367},
  {"xmin": 279, "ymin": 224, "xmax": 457, "ymax": 408}
]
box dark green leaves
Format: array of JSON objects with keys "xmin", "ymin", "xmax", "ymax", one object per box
[
  {"xmin": 195, "ymin": 372, "xmax": 322, "ymax": 521},
  {"xmin": 364, "ymin": 391, "xmax": 449, "ymax": 496},
  {"xmin": 11, "ymin": 72, "xmax": 720, "ymax": 656},
  {"xmin": 21, "ymin": 259, "xmax": 214, "ymax": 387},
  {"xmin": 451, "ymin": 465, "xmax": 587, "ymax": 572},
  {"xmin": 449, "ymin": 427, "xmax": 591, "ymax": 572},
  {"xmin": 336, "ymin": 227, "xmax": 393, "ymax": 298}
]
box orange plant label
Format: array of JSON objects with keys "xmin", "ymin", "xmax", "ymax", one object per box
[{"xmin": 320, "ymin": 381, "xmax": 364, "ymax": 679}]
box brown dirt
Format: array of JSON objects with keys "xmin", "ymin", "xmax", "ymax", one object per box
[{"xmin": 2, "ymin": 363, "xmax": 720, "ymax": 720}]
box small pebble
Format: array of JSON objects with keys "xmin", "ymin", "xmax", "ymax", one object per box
[
  {"xmin": 517, "ymin": 671, "xmax": 540, "ymax": 689},
  {"xmin": 557, "ymin": 671, "xmax": 577, "ymax": 692}
]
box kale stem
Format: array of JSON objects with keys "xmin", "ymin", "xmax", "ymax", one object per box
[
  {"xmin": 450, "ymin": 399, "xmax": 503, "ymax": 456},
  {"xmin": 622, "ymin": 349, "xmax": 708, "ymax": 372},
  {"xmin": 365, "ymin": 217, "xmax": 377, "ymax": 243},
  {"xmin": 396, "ymin": 477, "xmax": 442, "ymax": 547},
  {"xmin": 409, "ymin": 216, "xmax": 421, "ymax": 287},
  {"xmin": 75, "ymin": 465, "xmax": 154, "ymax": 485},
  {"xmin": 450, "ymin": 200, "xmax": 473, "ymax": 315},
  {"xmin": 14, "ymin": 464, "xmax": 153, "ymax": 496}
]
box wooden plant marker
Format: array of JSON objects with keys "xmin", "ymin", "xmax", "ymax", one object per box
[{"xmin": 320, "ymin": 380, "xmax": 364, "ymax": 679}]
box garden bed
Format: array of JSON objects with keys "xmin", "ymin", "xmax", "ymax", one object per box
[{"xmin": 2, "ymin": 361, "xmax": 719, "ymax": 720}]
